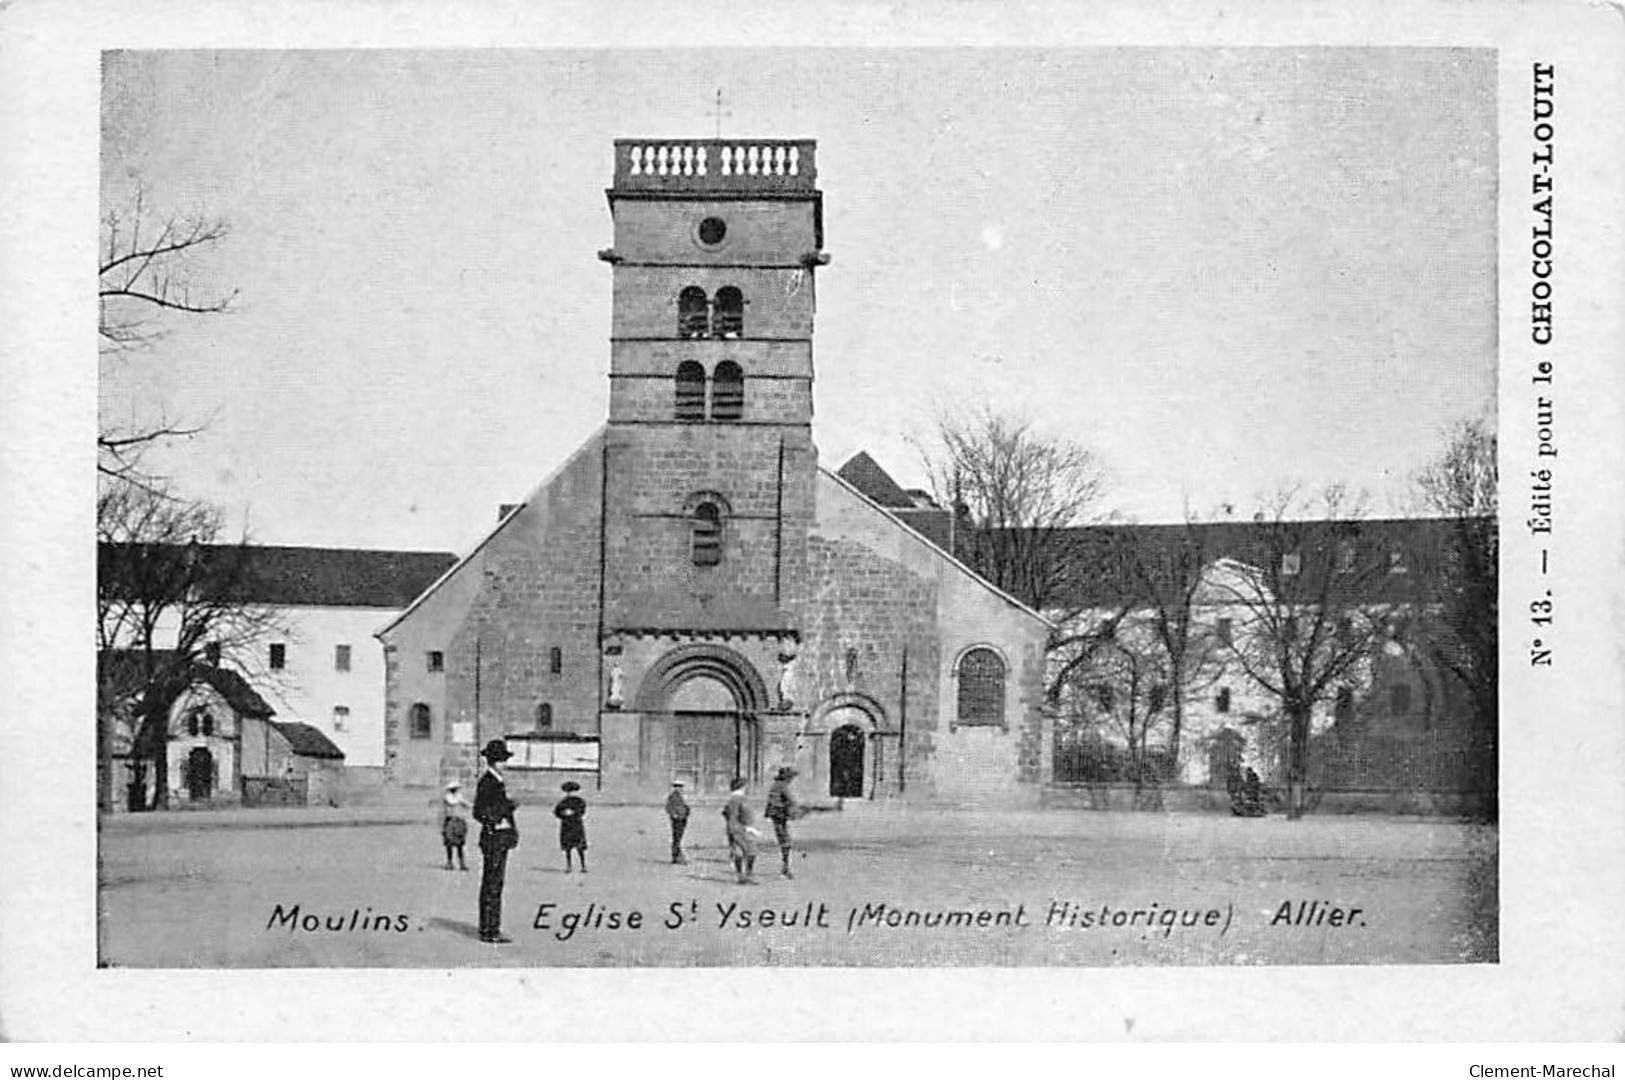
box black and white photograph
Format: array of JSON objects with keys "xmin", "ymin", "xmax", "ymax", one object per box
[{"xmin": 4, "ymin": 0, "xmax": 1625, "ymax": 1048}]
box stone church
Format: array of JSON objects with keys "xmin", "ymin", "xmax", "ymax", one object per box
[{"xmin": 378, "ymin": 140, "xmax": 1051, "ymax": 804}]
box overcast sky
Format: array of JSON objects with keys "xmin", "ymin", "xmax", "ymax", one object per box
[{"xmin": 100, "ymin": 48, "xmax": 1496, "ymax": 554}]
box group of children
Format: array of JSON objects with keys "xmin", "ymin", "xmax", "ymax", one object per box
[{"xmin": 439, "ymin": 768, "xmax": 803, "ymax": 884}]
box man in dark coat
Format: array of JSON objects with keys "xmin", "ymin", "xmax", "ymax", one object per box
[
  {"xmin": 474, "ymin": 739, "xmax": 518, "ymax": 943},
  {"xmin": 665, "ymin": 780, "xmax": 690, "ymax": 865}
]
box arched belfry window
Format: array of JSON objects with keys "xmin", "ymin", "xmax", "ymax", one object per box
[
  {"xmin": 675, "ymin": 361, "xmax": 706, "ymax": 422},
  {"xmin": 711, "ymin": 360, "xmax": 744, "ymax": 421},
  {"xmin": 713, "ymin": 286, "xmax": 744, "ymax": 338},
  {"xmin": 955, "ymin": 647, "xmax": 1006, "ymax": 729},
  {"xmin": 691, "ymin": 501, "xmax": 722, "ymax": 567},
  {"xmin": 678, "ymin": 287, "xmax": 709, "ymax": 339}
]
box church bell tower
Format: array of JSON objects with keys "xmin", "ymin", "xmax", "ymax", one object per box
[{"xmin": 597, "ymin": 140, "xmax": 827, "ymax": 792}]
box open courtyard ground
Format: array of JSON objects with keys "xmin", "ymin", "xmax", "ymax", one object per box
[{"xmin": 98, "ymin": 801, "xmax": 1497, "ymax": 967}]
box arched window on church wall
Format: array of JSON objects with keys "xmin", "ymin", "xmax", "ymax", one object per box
[
  {"xmin": 714, "ymin": 286, "xmax": 744, "ymax": 338},
  {"xmin": 678, "ymin": 286, "xmax": 709, "ymax": 339},
  {"xmin": 711, "ymin": 360, "xmax": 744, "ymax": 421},
  {"xmin": 675, "ymin": 361, "xmax": 706, "ymax": 422},
  {"xmin": 410, "ymin": 702, "xmax": 432, "ymax": 739},
  {"xmin": 956, "ymin": 648, "xmax": 1006, "ymax": 728},
  {"xmin": 691, "ymin": 502, "xmax": 722, "ymax": 567}
]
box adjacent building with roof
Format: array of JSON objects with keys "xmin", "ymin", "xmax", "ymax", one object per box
[
  {"xmin": 98, "ymin": 545, "xmax": 456, "ymax": 806},
  {"xmin": 229, "ymin": 547, "xmax": 456, "ymax": 781},
  {"xmin": 377, "ymin": 139, "xmax": 1053, "ymax": 804}
]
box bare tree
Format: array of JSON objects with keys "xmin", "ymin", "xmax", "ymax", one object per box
[
  {"xmin": 1209, "ymin": 486, "xmax": 1391, "ymax": 819},
  {"xmin": 914, "ymin": 409, "xmax": 1138, "ymax": 777},
  {"xmin": 99, "ymin": 187, "xmax": 236, "ymax": 485},
  {"xmin": 98, "ymin": 477, "xmax": 286, "ymax": 810},
  {"xmin": 915, "ymin": 408, "xmax": 1111, "ymax": 613},
  {"xmin": 1119, "ymin": 515, "xmax": 1229, "ymax": 768},
  {"xmin": 1058, "ymin": 627, "xmax": 1175, "ymax": 808},
  {"xmin": 1415, "ymin": 419, "xmax": 1498, "ymax": 746}
]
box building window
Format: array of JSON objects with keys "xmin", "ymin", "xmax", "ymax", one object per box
[
  {"xmin": 711, "ymin": 360, "xmax": 744, "ymax": 421},
  {"xmin": 675, "ymin": 360, "xmax": 707, "ymax": 422},
  {"xmin": 678, "ymin": 286, "xmax": 709, "ymax": 339},
  {"xmin": 691, "ymin": 501, "xmax": 722, "ymax": 567},
  {"xmin": 1280, "ymin": 552, "xmax": 1302, "ymax": 576},
  {"xmin": 1216, "ymin": 687, "xmax": 1232, "ymax": 714},
  {"xmin": 269, "ymin": 643, "xmax": 286, "ymax": 670},
  {"xmin": 1336, "ymin": 540, "xmax": 1356, "ymax": 573},
  {"xmin": 1283, "ymin": 615, "xmax": 1299, "ymax": 642},
  {"xmin": 427, "ymin": 651, "xmax": 444, "ymax": 673},
  {"xmin": 335, "ymin": 644, "xmax": 351, "ymax": 672},
  {"xmin": 1388, "ymin": 549, "xmax": 1409, "ymax": 574},
  {"xmin": 1216, "ymin": 618, "xmax": 1233, "ymax": 646},
  {"xmin": 333, "ymin": 705, "xmax": 349, "ymax": 732},
  {"xmin": 1092, "ymin": 683, "xmax": 1115, "ymax": 713},
  {"xmin": 1148, "ymin": 684, "xmax": 1167, "ymax": 714},
  {"xmin": 713, "ymin": 286, "xmax": 744, "ymax": 338},
  {"xmin": 697, "ymin": 216, "xmax": 727, "ymax": 247},
  {"xmin": 536, "ymin": 702, "xmax": 553, "ymax": 731},
  {"xmin": 201, "ymin": 712, "xmax": 213, "ymax": 736},
  {"xmin": 1390, "ymin": 683, "xmax": 1412, "ymax": 717},
  {"xmin": 409, "ymin": 703, "xmax": 432, "ymax": 739},
  {"xmin": 187, "ymin": 714, "xmax": 199, "ymax": 737},
  {"xmin": 549, "ymin": 647, "xmax": 563, "ymax": 675},
  {"xmin": 956, "ymin": 647, "xmax": 1006, "ymax": 728}
]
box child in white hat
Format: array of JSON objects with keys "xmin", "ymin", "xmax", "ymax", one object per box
[{"xmin": 441, "ymin": 780, "xmax": 470, "ymax": 870}]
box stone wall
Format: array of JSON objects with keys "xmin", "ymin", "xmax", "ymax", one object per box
[
  {"xmin": 381, "ymin": 434, "xmax": 607, "ymax": 787},
  {"xmin": 808, "ymin": 471, "xmax": 1052, "ymax": 806}
]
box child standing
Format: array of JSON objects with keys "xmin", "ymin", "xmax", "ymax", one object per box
[
  {"xmin": 441, "ymin": 780, "xmax": 470, "ymax": 871},
  {"xmin": 554, "ymin": 780, "xmax": 589, "ymax": 873},
  {"xmin": 721, "ymin": 777, "xmax": 760, "ymax": 885},
  {"xmin": 665, "ymin": 780, "xmax": 691, "ymax": 865}
]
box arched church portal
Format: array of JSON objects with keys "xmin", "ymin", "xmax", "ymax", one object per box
[
  {"xmin": 635, "ymin": 645, "xmax": 769, "ymax": 794},
  {"xmin": 814, "ymin": 696, "xmax": 889, "ymax": 799}
]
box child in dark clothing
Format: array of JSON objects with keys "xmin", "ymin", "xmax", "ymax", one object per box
[{"xmin": 554, "ymin": 781, "xmax": 588, "ymax": 873}]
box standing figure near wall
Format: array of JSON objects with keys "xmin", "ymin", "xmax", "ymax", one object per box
[
  {"xmin": 764, "ymin": 766, "xmax": 802, "ymax": 878},
  {"xmin": 474, "ymin": 739, "xmax": 518, "ymax": 943}
]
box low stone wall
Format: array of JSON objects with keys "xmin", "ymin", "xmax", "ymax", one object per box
[{"xmin": 1041, "ymin": 782, "xmax": 1496, "ymax": 818}]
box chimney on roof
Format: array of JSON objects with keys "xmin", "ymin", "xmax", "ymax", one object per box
[{"xmin": 499, "ymin": 504, "xmax": 521, "ymax": 522}]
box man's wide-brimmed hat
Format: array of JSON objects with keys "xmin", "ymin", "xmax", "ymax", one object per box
[
  {"xmin": 445, "ymin": 780, "xmax": 461, "ymax": 790},
  {"xmin": 481, "ymin": 739, "xmax": 513, "ymax": 762},
  {"xmin": 561, "ymin": 781, "xmax": 581, "ymax": 792}
]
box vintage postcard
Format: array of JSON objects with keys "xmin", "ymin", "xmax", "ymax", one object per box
[{"xmin": 3, "ymin": 0, "xmax": 1623, "ymax": 1044}]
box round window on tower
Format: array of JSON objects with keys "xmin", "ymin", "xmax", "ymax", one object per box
[{"xmin": 696, "ymin": 216, "xmax": 728, "ymax": 248}]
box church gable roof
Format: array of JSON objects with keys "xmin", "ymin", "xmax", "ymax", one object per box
[
  {"xmin": 376, "ymin": 427, "xmax": 607, "ymax": 639},
  {"xmin": 819, "ymin": 466, "xmax": 1052, "ymax": 630}
]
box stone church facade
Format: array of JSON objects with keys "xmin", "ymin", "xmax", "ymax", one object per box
[{"xmin": 378, "ymin": 139, "xmax": 1051, "ymax": 804}]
